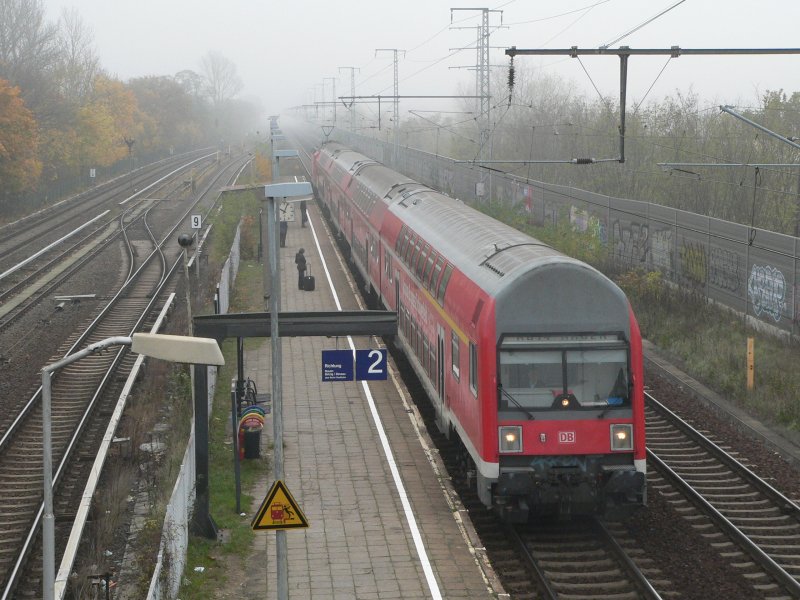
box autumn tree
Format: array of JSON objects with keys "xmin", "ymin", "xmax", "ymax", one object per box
[
  {"xmin": 0, "ymin": 79, "xmax": 41, "ymax": 202},
  {"xmin": 129, "ymin": 76, "xmax": 205, "ymax": 153},
  {"xmin": 76, "ymin": 76, "xmax": 141, "ymax": 169},
  {"xmin": 175, "ymin": 69, "xmax": 207, "ymax": 103}
]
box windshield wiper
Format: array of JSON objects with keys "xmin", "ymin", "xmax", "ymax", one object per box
[
  {"xmin": 597, "ymin": 397, "xmax": 625, "ymax": 419},
  {"xmin": 498, "ymin": 385, "xmax": 535, "ymax": 420},
  {"xmin": 597, "ymin": 402, "xmax": 613, "ymax": 419}
]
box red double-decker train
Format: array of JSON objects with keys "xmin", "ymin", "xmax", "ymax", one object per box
[{"xmin": 312, "ymin": 141, "xmax": 646, "ymax": 521}]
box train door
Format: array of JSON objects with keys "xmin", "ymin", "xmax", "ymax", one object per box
[
  {"xmin": 437, "ymin": 325, "xmax": 446, "ymax": 407},
  {"xmin": 395, "ymin": 273, "xmax": 400, "ymax": 310}
]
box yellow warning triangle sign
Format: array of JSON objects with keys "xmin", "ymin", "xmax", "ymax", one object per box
[{"xmin": 251, "ymin": 479, "xmax": 309, "ymax": 530}]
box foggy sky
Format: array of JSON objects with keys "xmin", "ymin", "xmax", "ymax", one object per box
[{"xmin": 44, "ymin": 0, "xmax": 800, "ymax": 117}]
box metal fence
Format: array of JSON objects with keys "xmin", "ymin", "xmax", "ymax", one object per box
[{"xmin": 332, "ymin": 130, "xmax": 799, "ymax": 337}]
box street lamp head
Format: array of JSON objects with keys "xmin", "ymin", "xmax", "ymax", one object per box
[
  {"xmin": 178, "ymin": 233, "xmax": 194, "ymax": 248},
  {"xmin": 131, "ymin": 333, "xmax": 225, "ymax": 365}
]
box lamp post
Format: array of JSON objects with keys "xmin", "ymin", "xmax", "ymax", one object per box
[
  {"xmin": 41, "ymin": 333, "xmax": 224, "ymax": 600},
  {"xmin": 263, "ymin": 181, "xmax": 312, "ymax": 600},
  {"xmin": 123, "ymin": 137, "xmax": 135, "ymax": 190},
  {"xmin": 178, "ymin": 234, "xmax": 194, "ymax": 333}
]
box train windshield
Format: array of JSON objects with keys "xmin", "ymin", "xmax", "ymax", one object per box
[{"xmin": 498, "ymin": 336, "xmax": 629, "ymax": 413}]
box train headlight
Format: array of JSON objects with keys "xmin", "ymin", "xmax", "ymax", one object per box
[
  {"xmin": 499, "ymin": 426, "xmax": 523, "ymax": 453},
  {"xmin": 610, "ymin": 424, "xmax": 633, "ymax": 451}
]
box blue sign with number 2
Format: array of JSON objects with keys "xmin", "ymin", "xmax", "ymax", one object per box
[{"xmin": 355, "ymin": 349, "xmax": 387, "ymax": 381}]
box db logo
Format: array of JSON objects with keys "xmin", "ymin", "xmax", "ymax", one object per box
[{"xmin": 558, "ymin": 431, "xmax": 576, "ymax": 444}]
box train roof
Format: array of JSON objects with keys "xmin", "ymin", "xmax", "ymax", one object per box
[
  {"xmin": 319, "ymin": 142, "xmax": 420, "ymax": 198},
  {"xmin": 319, "ymin": 143, "xmax": 631, "ymax": 336}
]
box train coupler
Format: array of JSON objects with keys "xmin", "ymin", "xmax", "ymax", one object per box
[{"xmin": 496, "ymin": 496, "xmax": 529, "ymax": 523}]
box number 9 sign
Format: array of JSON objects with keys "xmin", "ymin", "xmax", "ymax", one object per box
[{"xmin": 355, "ymin": 349, "xmax": 387, "ymax": 381}]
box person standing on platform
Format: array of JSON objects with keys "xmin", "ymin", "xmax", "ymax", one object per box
[
  {"xmin": 300, "ymin": 199, "xmax": 308, "ymax": 227},
  {"xmin": 279, "ymin": 220, "xmax": 288, "ymax": 247},
  {"xmin": 295, "ymin": 248, "xmax": 307, "ymax": 289}
]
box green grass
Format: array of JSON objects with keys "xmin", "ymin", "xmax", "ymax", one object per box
[{"xmin": 178, "ymin": 206, "xmax": 268, "ymax": 595}]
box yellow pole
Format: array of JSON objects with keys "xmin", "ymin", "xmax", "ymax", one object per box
[{"xmin": 746, "ymin": 337, "xmax": 755, "ymax": 391}]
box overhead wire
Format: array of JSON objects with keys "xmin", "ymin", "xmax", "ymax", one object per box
[
  {"xmin": 504, "ymin": 0, "xmax": 613, "ymax": 27},
  {"xmin": 600, "ymin": 0, "xmax": 688, "ymax": 48}
]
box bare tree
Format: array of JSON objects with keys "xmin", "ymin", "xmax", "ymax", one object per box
[
  {"xmin": 55, "ymin": 8, "xmax": 100, "ymax": 105},
  {"xmin": 199, "ymin": 50, "xmax": 243, "ymax": 110},
  {"xmin": 0, "ymin": 0, "xmax": 60, "ymax": 120}
]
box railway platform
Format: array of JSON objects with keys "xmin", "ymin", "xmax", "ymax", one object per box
[{"xmin": 224, "ymin": 205, "xmax": 502, "ymax": 599}]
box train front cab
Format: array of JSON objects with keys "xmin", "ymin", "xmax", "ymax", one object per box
[
  {"xmin": 493, "ymin": 333, "xmax": 645, "ymax": 521},
  {"xmin": 488, "ymin": 260, "xmax": 646, "ymax": 522}
]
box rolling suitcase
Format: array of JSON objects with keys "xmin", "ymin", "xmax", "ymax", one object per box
[{"xmin": 303, "ymin": 260, "xmax": 315, "ymax": 291}]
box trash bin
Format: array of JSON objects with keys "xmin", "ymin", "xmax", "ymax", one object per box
[
  {"xmin": 238, "ymin": 409, "xmax": 264, "ymax": 460},
  {"xmin": 243, "ymin": 429, "xmax": 261, "ymax": 459}
]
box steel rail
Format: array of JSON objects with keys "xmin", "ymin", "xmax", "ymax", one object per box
[
  {"xmin": 646, "ymin": 392, "xmax": 800, "ymax": 512},
  {"xmin": 646, "ymin": 392, "xmax": 800, "ymax": 596},
  {"xmin": 0, "ymin": 155, "xmax": 247, "ymax": 598},
  {"xmin": 647, "ymin": 450, "xmax": 800, "ymax": 596}
]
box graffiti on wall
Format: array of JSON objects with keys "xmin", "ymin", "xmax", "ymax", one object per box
[
  {"xmin": 612, "ymin": 220, "xmax": 650, "ymax": 265},
  {"xmin": 570, "ymin": 206, "xmax": 589, "ymax": 232},
  {"xmin": 707, "ymin": 247, "xmax": 742, "ymax": 293},
  {"xmin": 678, "ymin": 240, "xmax": 742, "ymax": 293},
  {"xmin": 748, "ymin": 264, "xmax": 786, "ymax": 322},
  {"xmin": 649, "ymin": 229, "xmax": 673, "ymax": 273},
  {"xmin": 679, "ymin": 240, "xmax": 706, "ymax": 287}
]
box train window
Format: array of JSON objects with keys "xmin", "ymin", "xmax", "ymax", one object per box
[
  {"xmin": 402, "ymin": 231, "xmax": 412, "ymax": 256},
  {"xmin": 451, "ymin": 331, "xmax": 460, "ymax": 380},
  {"xmin": 469, "ymin": 342, "xmax": 478, "ymax": 396},
  {"xmin": 429, "ymin": 256, "xmax": 444, "ymax": 292},
  {"xmin": 498, "ymin": 346, "xmax": 629, "ymax": 412},
  {"xmin": 385, "ymin": 251, "xmax": 392, "ymax": 281},
  {"xmin": 565, "ymin": 349, "xmax": 629, "ymax": 408},
  {"xmin": 437, "ymin": 264, "xmax": 454, "ymax": 306},
  {"xmin": 429, "ymin": 343, "xmax": 436, "ymax": 382},
  {"xmin": 423, "ymin": 339, "xmax": 430, "ymax": 375},
  {"xmin": 411, "ymin": 245, "xmax": 421, "ymax": 275},
  {"xmin": 415, "ymin": 244, "xmax": 430, "ymax": 279},
  {"xmin": 423, "ymin": 254, "xmax": 435, "ymax": 288},
  {"xmin": 396, "ymin": 226, "xmax": 407, "ymax": 253},
  {"xmin": 404, "ymin": 235, "xmax": 417, "ymax": 264}
]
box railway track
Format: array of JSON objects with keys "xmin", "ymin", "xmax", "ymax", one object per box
[
  {"xmin": 510, "ymin": 518, "xmax": 661, "ymax": 600},
  {"xmin": 0, "ymin": 152, "xmax": 229, "ymax": 331},
  {"xmin": 0, "ymin": 154, "xmax": 220, "ymax": 331},
  {"xmin": 646, "ymin": 392, "xmax": 800, "ymax": 599},
  {"xmin": 0, "ymin": 153, "xmax": 250, "ymax": 598},
  {"xmin": 0, "ymin": 211, "xmax": 170, "ymax": 597},
  {"xmin": 0, "ymin": 149, "xmax": 213, "ymax": 266}
]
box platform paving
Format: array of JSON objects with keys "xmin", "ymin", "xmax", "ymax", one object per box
[{"xmin": 230, "ymin": 208, "xmax": 502, "ymax": 599}]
